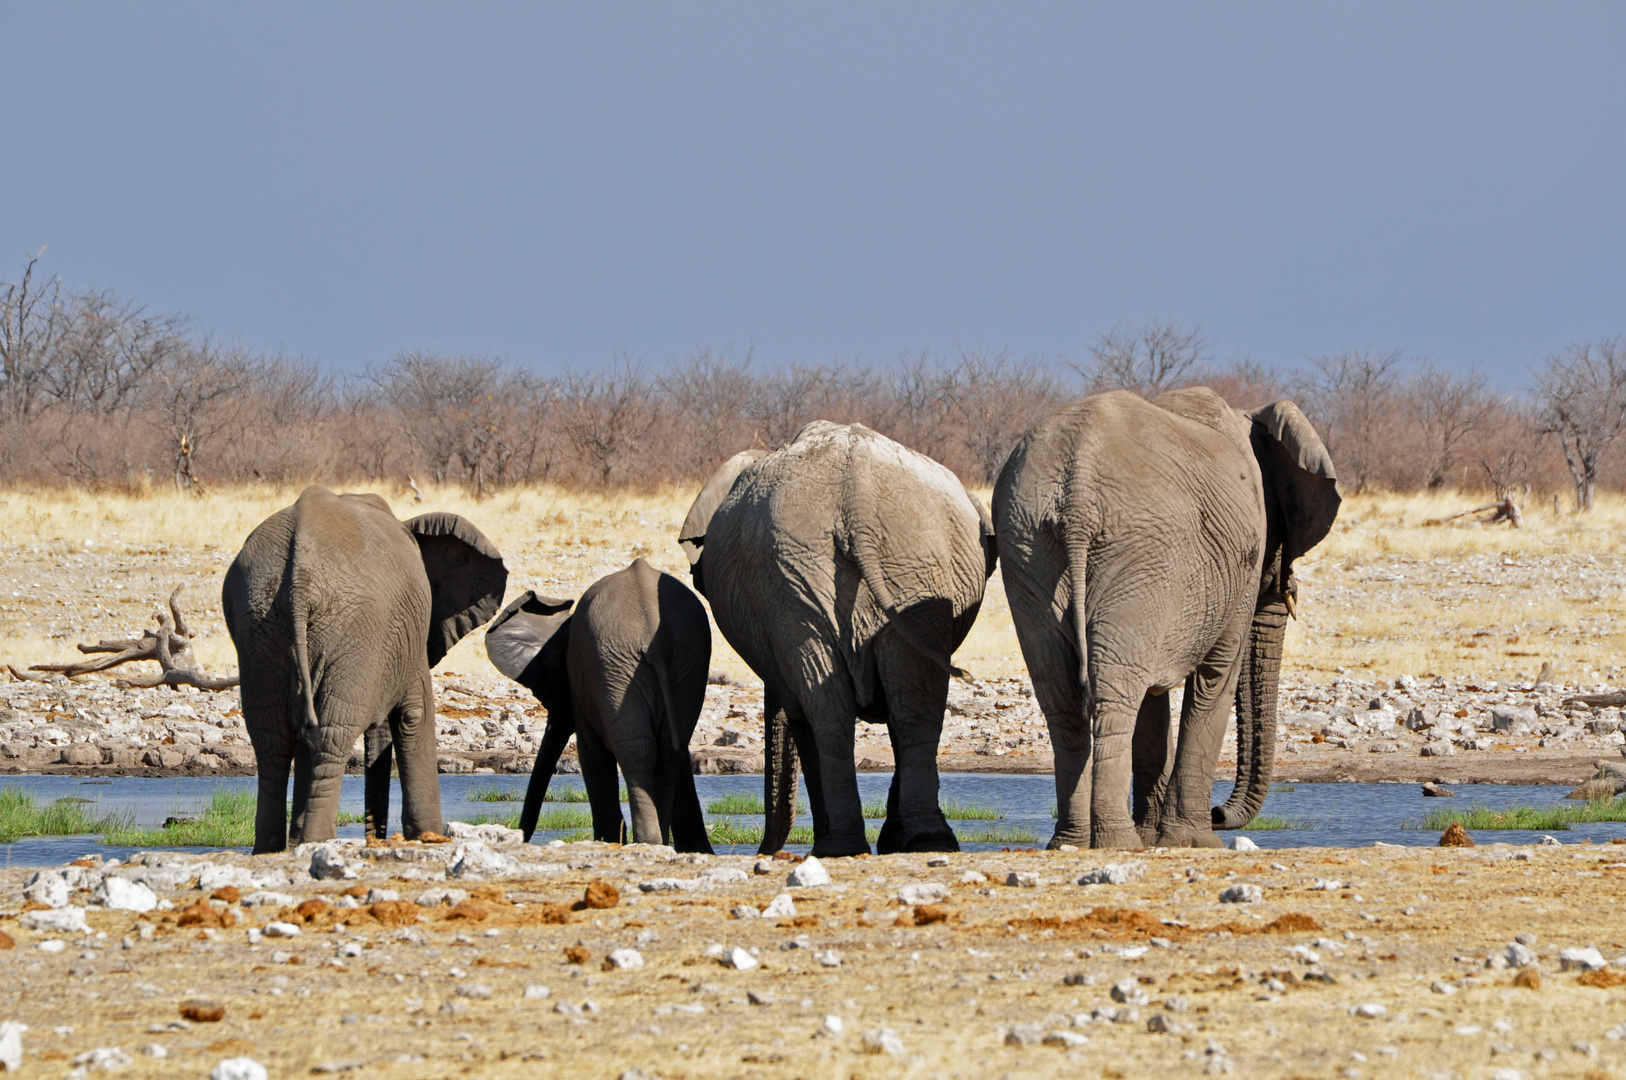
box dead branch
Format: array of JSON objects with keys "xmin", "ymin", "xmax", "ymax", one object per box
[
  {"xmin": 1427, "ymin": 495, "xmax": 1523, "ymax": 528},
  {"xmin": 25, "ymin": 585, "xmax": 238, "ymax": 690},
  {"xmin": 1565, "ymin": 692, "xmax": 1626, "ymax": 708}
]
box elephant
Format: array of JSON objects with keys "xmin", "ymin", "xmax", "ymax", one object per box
[
  {"xmin": 484, "ymin": 558, "xmax": 714, "ymax": 853},
  {"xmin": 223, "ymin": 486, "xmax": 508, "ymax": 854},
  {"xmin": 679, "ymin": 421, "xmax": 997, "ymax": 857},
  {"xmin": 992, "ymin": 388, "xmax": 1338, "ymax": 849}
]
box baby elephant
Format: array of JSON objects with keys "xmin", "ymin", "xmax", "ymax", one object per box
[{"xmin": 486, "ymin": 558, "xmax": 713, "ymax": 852}]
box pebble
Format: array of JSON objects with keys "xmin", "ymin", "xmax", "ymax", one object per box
[
  {"xmin": 140, "ymin": 1044, "xmax": 167, "ymax": 1058},
  {"xmin": 455, "ymin": 982, "xmax": 494, "ymax": 999},
  {"xmin": 817, "ymin": 1015, "xmax": 844, "ymax": 1038},
  {"xmin": 92, "ymin": 876, "xmax": 157, "ymax": 912},
  {"xmin": 73, "ymin": 1046, "xmax": 133, "ymax": 1070},
  {"xmin": 0, "ymin": 1021, "xmax": 24, "ymax": 1072},
  {"xmin": 1044, "ymin": 1030, "xmax": 1089, "ymax": 1047},
  {"xmin": 753, "ymin": 858, "xmax": 775, "ymax": 875},
  {"xmin": 898, "ymin": 883, "xmax": 949, "ymax": 905},
  {"xmin": 1004, "ymin": 1023, "xmax": 1043, "ymax": 1046},
  {"xmin": 1430, "ymin": 980, "xmax": 1457, "ymax": 995},
  {"xmin": 638, "ymin": 879, "xmax": 699, "ymax": 893},
  {"xmin": 38, "ymin": 940, "xmax": 67, "ymax": 954},
  {"xmin": 449, "ymin": 841, "xmax": 520, "ymax": 879},
  {"xmin": 927, "ymin": 856, "xmax": 949, "ymax": 866},
  {"xmin": 308, "ymin": 845, "xmax": 356, "ymax": 881},
  {"xmin": 730, "ymin": 904, "xmax": 760, "ymax": 919},
  {"xmin": 959, "ymin": 871, "xmax": 987, "ymax": 885},
  {"xmin": 23, "ymin": 872, "xmax": 70, "ymax": 908},
  {"xmin": 608, "ymin": 949, "xmax": 645, "ymax": 970},
  {"xmin": 787, "ymin": 856, "xmax": 830, "ymax": 887},
  {"xmin": 1006, "ymin": 872, "xmax": 1041, "ymax": 888},
  {"xmin": 415, "ymin": 888, "xmax": 469, "ymax": 907},
  {"xmin": 263, "ymin": 922, "xmax": 302, "ymax": 939},
  {"xmin": 1110, "ymin": 978, "xmax": 1149, "ymax": 1006},
  {"xmin": 699, "ymin": 867, "xmax": 749, "ymax": 885},
  {"xmin": 1350, "ymin": 1003, "xmax": 1386, "ymax": 1019},
  {"xmin": 1501, "ymin": 942, "xmax": 1537, "ymax": 969},
  {"xmin": 727, "ymin": 947, "xmax": 758, "ymax": 971},
  {"xmin": 523, "ymin": 985, "xmax": 551, "ymax": 999},
  {"xmin": 861, "ymin": 1028, "xmax": 905, "ymax": 1056},
  {"xmin": 814, "ymin": 950, "xmax": 841, "ymax": 968},
  {"xmin": 1218, "ymin": 884, "xmax": 1262, "ymax": 904},
  {"xmin": 1230, "ymin": 836, "xmax": 1259, "ymax": 852},
  {"xmin": 1147, "ymin": 1013, "xmax": 1191, "ymax": 1035},
  {"xmin": 211, "ymin": 1058, "xmax": 269, "ymax": 1080},
  {"xmin": 1077, "ymin": 862, "xmax": 1145, "ymax": 885},
  {"xmin": 761, "ymin": 893, "xmax": 796, "ymax": 919},
  {"xmin": 1559, "ymin": 947, "xmax": 1607, "ymax": 971}
]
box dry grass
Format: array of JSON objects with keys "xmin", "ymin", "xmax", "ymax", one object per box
[{"xmin": 0, "ymin": 483, "xmax": 1621, "ymax": 687}]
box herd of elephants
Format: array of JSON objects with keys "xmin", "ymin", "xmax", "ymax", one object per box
[{"xmin": 220, "ymin": 388, "xmax": 1341, "ymax": 858}]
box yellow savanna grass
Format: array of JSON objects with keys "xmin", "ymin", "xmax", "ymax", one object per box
[{"xmin": 0, "ymin": 483, "xmax": 1619, "ymax": 688}]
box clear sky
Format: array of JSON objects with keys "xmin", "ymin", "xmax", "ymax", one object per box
[{"xmin": 3, "ymin": 3, "xmax": 1622, "ymax": 384}]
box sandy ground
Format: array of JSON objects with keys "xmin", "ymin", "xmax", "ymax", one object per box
[{"xmin": 5, "ymin": 835, "xmax": 1626, "ymax": 1079}]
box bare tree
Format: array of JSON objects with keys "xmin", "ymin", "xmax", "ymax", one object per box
[
  {"xmin": 557, "ymin": 360, "xmax": 659, "ymax": 486},
  {"xmin": 1296, "ymin": 348, "xmax": 1406, "ymax": 493},
  {"xmin": 1533, "ymin": 337, "xmax": 1626, "ymax": 511},
  {"xmin": 0, "ymin": 251, "xmax": 66, "ymax": 420},
  {"xmin": 657, "ymin": 347, "xmax": 756, "ymax": 476},
  {"xmin": 1073, "ymin": 319, "xmax": 1209, "ymax": 398},
  {"xmin": 1409, "ymin": 363, "xmax": 1499, "ymax": 489},
  {"xmin": 144, "ymin": 337, "xmax": 254, "ymax": 491},
  {"xmin": 941, "ymin": 349, "xmax": 1066, "ymax": 484}
]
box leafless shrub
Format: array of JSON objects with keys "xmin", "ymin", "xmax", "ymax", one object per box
[
  {"xmin": 1532, "ymin": 338, "xmax": 1626, "ymax": 511},
  {"xmin": 556, "ymin": 360, "xmax": 659, "ymax": 486},
  {"xmin": 1073, "ymin": 319, "xmax": 1210, "ymax": 398}
]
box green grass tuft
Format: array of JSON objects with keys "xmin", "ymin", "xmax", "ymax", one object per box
[
  {"xmin": 540, "ymin": 783, "xmax": 627, "ymax": 803},
  {"xmin": 940, "ymin": 798, "xmax": 1000, "ymax": 821},
  {"xmin": 707, "ymin": 794, "xmax": 765, "ymax": 815},
  {"xmin": 336, "ymin": 811, "xmax": 365, "ymax": 826},
  {"xmin": 525, "ymin": 807, "xmax": 593, "ymax": 831},
  {"xmin": 1269, "ymin": 783, "xmax": 1298, "ymax": 793},
  {"xmin": 467, "ymin": 784, "xmax": 525, "ymax": 802},
  {"xmin": 100, "ymin": 788, "xmax": 255, "ymax": 847},
  {"xmin": 956, "ymin": 823, "xmax": 1040, "ymax": 844},
  {"xmin": 0, "ymin": 787, "xmax": 129, "ymax": 842},
  {"xmin": 1415, "ymin": 798, "xmax": 1626, "ymax": 831},
  {"xmin": 862, "ymin": 799, "xmax": 888, "ymax": 819},
  {"xmin": 1245, "ymin": 815, "xmax": 1309, "ymax": 830},
  {"xmin": 707, "ymin": 820, "xmax": 763, "ymax": 845}
]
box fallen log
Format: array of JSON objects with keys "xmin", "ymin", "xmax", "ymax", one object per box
[
  {"xmin": 16, "ymin": 585, "xmax": 238, "ymax": 691},
  {"xmin": 1565, "ymin": 692, "xmax": 1626, "ymax": 708}
]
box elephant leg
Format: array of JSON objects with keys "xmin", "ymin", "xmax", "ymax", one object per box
[
  {"xmin": 788, "ymin": 689, "xmax": 868, "ymax": 858},
  {"xmin": 1088, "ymin": 668, "xmax": 1151, "ymax": 850},
  {"xmin": 873, "ymin": 643, "xmax": 956, "ymax": 854},
  {"xmin": 250, "ymin": 739, "xmax": 292, "ymax": 855},
  {"xmin": 363, "ymin": 718, "xmax": 394, "ymax": 841},
  {"xmin": 1132, "ymin": 690, "xmax": 1173, "ymax": 844},
  {"xmin": 1048, "ymin": 716, "xmax": 1092, "ymax": 849},
  {"xmin": 292, "ymin": 717, "xmax": 350, "ymax": 845},
  {"xmin": 1156, "ymin": 636, "xmax": 1246, "ymax": 849},
  {"xmin": 393, "ymin": 673, "xmax": 444, "ymax": 840},
  {"xmin": 573, "ymin": 720, "xmax": 625, "ymax": 843},
  {"xmin": 287, "ymin": 733, "xmax": 316, "ymax": 846},
  {"xmin": 759, "ymin": 688, "xmax": 801, "ymax": 855},
  {"xmin": 666, "ymin": 753, "xmax": 713, "ymax": 854}
]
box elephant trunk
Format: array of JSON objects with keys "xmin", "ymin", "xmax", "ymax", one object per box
[
  {"xmin": 1212, "ymin": 597, "xmax": 1288, "ymax": 829},
  {"xmin": 519, "ymin": 714, "xmax": 576, "ymax": 842}
]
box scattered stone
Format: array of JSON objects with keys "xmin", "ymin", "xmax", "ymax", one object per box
[
  {"xmin": 753, "ymin": 858, "xmax": 775, "ymax": 875},
  {"xmin": 0, "ymin": 1021, "xmax": 25, "ymax": 1072},
  {"xmin": 309, "ymin": 845, "xmax": 356, "ymax": 881},
  {"xmin": 140, "ymin": 1044, "xmax": 167, "ymax": 1058},
  {"xmin": 861, "ymin": 1028, "xmax": 905, "ymax": 1056},
  {"xmin": 523, "ymin": 985, "xmax": 551, "ymax": 1000},
  {"xmin": 20, "ymin": 907, "xmax": 89, "ymax": 934},
  {"xmin": 730, "ymin": 905, "xmax": 760, "ymax": 920},
  {"xmin": 607, "ymin": 949, "xmax": 645, "ymax": 970},
  {"xmin": 262, "ymin": 922, "xmax": 301, "ymax": 939},
  {"xmin": 241, "ymin": 891, "xmax": 298, "ymax": 908},
  {"xmin": 1421, "ymin": 782, "xmax": 1455, "ymax": 797},
  {"xmin": 726, "ymin": 947, "xmax": 758, "ymax": 971},
  {"xmin": 1147, "ymin": 1014, "xmax": 1192, "ymax": 1035},
  {"xmin": 817, "ymin": 1015, "xmax": 844, "ymax": 1038},
  {"xmin": 699, "ymin": 867, "xmax": 749, "ymax": 885},
  {"xmin": 1431, "ymin": 980, "xmax": 1457, "ymax": 995},
  {"xmin": 582, "ymin": 880, "xmax": 620, "ymax": 909},
  {"xmin": 1004, "ymin": 1023, "xmax": 1043, "ymax": 1046},
  {"xmin": 449, "ymin": 842, "xmax": 521, "ymax": 878},
  {"xmin": 37, "ymin": 940, "xmax": 65, "ymax": 954},
  {"xmin": 1503, "ymin": 942, "xmax": 1537, "ymax": 968},
  {"xmin": 179, "ymin": 999, "xmax": 227, "ymax": 1023},
  {"xmin": 455, "ymin": 982, "xmax": 494, "ymax": 999},
  {"xmin": 1006, "ymin": 872, "xmax": 1041, "ymax": 888},
  {"xmin": 364, "ymin": 888, "xmax": 399, "ymax": 905},
  {"xmin": 415, "ymin": 888, "xmax": 470, "ymax": 908},
  {"xmin": 1350, "ymin": 1003, "xmax": 1386, "ymax": 1019},
  {"xmin": 898, "ymin": 883, "xmax": 949, "ymax": 905},
  {"xmin": 92, "ymin": 876, "xmax": 157, "ymax": 913},
  {"xmin": 638, "ymin": 879, "xmax": 699, "ymax": 893},
  {"xmin": 959, "ymin": 870, "xmax": 987, "ymax": 885},
  {"xmin": 22, "ymin": 871, "xmax": 69, "ymax": 909},
  {"xmin": 1044, "ymin": 1030, "xmax": 1089, "ymax": 1047},
  {"xmin": 786, "ymin": 856, "xmax": 830, "ymax": 887},
  {"xmin": 761, "ymin": 894, "xmax": 796, "ymax": 919},
  {"xmin": 1231, "ymin": 836, "xmax": 1259, "ymax": 852},
  {"xmin": 210, "ymin": 1058, "xmax": 268, "ymax": 1080},
  {"xmin": 1077, "ymin": 862, "xmax": 1145, "ymax": 886},
  {"xmin": 72, "ymin": 1046, "xmax": 133, "ymax": 1071},
  {"xmin": 445, "ymin": 821, "xmax": 524, "ymax": 844},
  {"xmin": 1439, "ymin": 823, "xmax": 1475, "ymax": 847},
  {"xmin": 618, "ymin": 1069, "xmax": 658, "ymax": 1080},
  {"xmin": 927, "ymin": 855, "xmax": 949, "ymax": 867},
  {"xmin": 813, "ymin": 950, "xmax": 841, "ymax": 968},
  {"xmin": 1560, "ymin": 947, "xmax": 1608, "ymax": 972},
  {"xmin": 0, "ymin": 932, "xmax": 11, "ymax": 950},
  {"xmin": 1219, "ymin": 884, "xmax": 1263, "ymax": 904},
  {"xmin": 1540, "ymin": 835, "xmax": 1562, "ymax": 846},
  {"xmin": 564, "ymin": 945, "xmax": 591, "ymax": 965},
  {"xmin": 1110, "ymin": 978, "xmax": 1150, "ymax": 1006}
]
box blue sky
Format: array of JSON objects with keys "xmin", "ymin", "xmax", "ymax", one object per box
[{"xmin": 3, "ymin": 3, "xmax": 1622, "ymax": 385}]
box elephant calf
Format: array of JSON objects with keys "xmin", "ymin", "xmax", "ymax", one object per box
[
  {"xmin": 223, "ymin": 487, "xmax": 508, "ymax": 854},
  {"xmin": 485, "ymin": 558, "xmax": 713, "ymax": 853}
]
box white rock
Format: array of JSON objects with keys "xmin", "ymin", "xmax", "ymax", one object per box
[
  {"xmin": 0, "ymin": 1021, "xmax": 25, "ymax": 1072},
  {"xmin": 72, "ymin": 1045, "xmax": 133, "ymax": 1070},
  {"xmin": 786, "ymin": 856, "xmax": 830, "ymax": 887},
  {"xmin": 638, "ymin": 878, "xmax": 700, "ymax": 892},
  {"xmin": 897, "ymin": 883, "xmax": 949, "ymax": 905},
  {"xmin": 211, "ymin": 1058, "xmax": 269, "ymax": 1080},
  {"xmin": 1077, "ymin": 862, "xmax": 1145, "ymax": 886},
  {"xmin": 699, "ymin": 867, "xmax": 749, "ymax": 885},
  {"xmin": 1231, "ymin": 836, "xmax": 1259, "ymax": 852},
  {"xmin": 415, "ymin": 888, "xmax": 470, "ymax": 907},
  {"xmin": 817, "ymin": 1014, "xmax": 844, "ymax": 1038},
  {"xmin": 365, "ymin": 889, "xmax": 400, "ymax": 904},
  {"xmin": 262, "ymin": 922, "xmax": 301, "ymax": 938},
  {"xmin": 37, "ymin": 940, "xmax": 66, "ymax": 954},
  {"xmin": 240, "ymin": 891, "xmax": 298, "ymax": 908},
  {"xmin": 727, "ymin": 947, "xmax": 758, "ymax": 971},
  {"xmin": 861, "ymin": 1028, "xmax": 905, "ymax": 1056},
  {"xmin": 760, "ymin": 893, "xmax": 796, "ymax": 919},
  {"xmin": 523, "ymin": 984, "xmax": 551, "ymax": 999},
  {"xmin": 753, "ymin": 857, "xmax": 776, "ymax": 875},
  {"xmin": 814, "ymin": 949, "xmax": 841, "ymax": 968},
  {"xmin": 608, "ymin": 949, "xmax": 645, "ymax": 970},
  {"xmin": 449, "ymin": 841, "xmax": 521, "ymax": 879},
  {"xmin": 20, "ymin": 907, "xmax": 89, "ymax": 934},
  {"xmin": 1004, "ymin": 1023, "xmax": 1043, "ymax": 1046},
  {"xmin": 1560, "ymin": 947, "xmax": 1608, "ymax": 972},
  {"xmin": 197, "ymin": 866, "xmax": 255, "ymax": 892},
  {"xmin": 140, "ymin": 1044, "xmax": 167, "ymax": 1058},
  {"xmin": 1218, "ymin": 884, "xmax": 1262, "ymax": 904},
  {"xmin": 309, "ymin": 845, "xmax": 356, "ymax": 881},
  {"xmin": 730, "ymin": 904, "xmax": 761, "ymax": 919},
  {"xmin": 92, "ymin": 877, "xmax": 157, "ymax": 913},
  {"xmin": 22, "ymin": 871, "xmax": 69, "ymax": 909},
  {"xmin": 1006, "ymin": 872, "xmax": 1041, "ymax": 888},
  {"xmin": 1350, "ymin": 1003, "xmax": 1387, "ymax": 1019},
  {"xmin": 1045, "ymin": 1030, "xmax": 1090, "ymax": 1047},
  {"xmin": 959, "ymin": 870, "xmax": 987, "ymax": 885},
  {"xmin": 1430, "ymin": 980, "xmax": 1457, "ymax": 995},
  {"xmin": 1110, "ymin": 978, "xmax": 1149, "ymax": 1006},
  {"xmin": 445, "ymin": 821, "xmax": 524, "ymax": 845},
  {"xmin": 1504, "ymin": 942, "xmax": 1537, "ymax": 968}
]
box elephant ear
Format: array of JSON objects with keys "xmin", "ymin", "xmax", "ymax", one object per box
[
  {"xmin": 965, "ymin": 490, "xmax": 998, "ymax": 581},
  {"xmin": 484, "ymin": 590, "xmax": 574, "ymax": 683},
  {"xmin": 1248, "ymin": 401, "xmax": 1341, "ymax": 565},
  {"xmin": 405, "ymin": 512, "xmax": 510, "ymax": 667},
  {"xmin": 678, "ymin": 449, "xmax": 768, "ymax": 568}
]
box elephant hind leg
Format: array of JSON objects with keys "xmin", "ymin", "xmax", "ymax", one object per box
[
  {"xmin": 1156, "ymin": 638, "xmax": 1245, "ymax": 849},
  {"xmin": 364, "ymin": 718, "xmax": 394, "ymax": 841},
  {"xmin": 664, "ymin": 750, "xmax": 713, "ymax": 854},
  {"xmin": 573, "ymin": 720, "xmax": 625, "ymax": 844},
  {"xmin": 1132, "ymin": 690, "xmax": 1174, "ymax": 844},
  {"xmin": 873, "ymin": 640, "xmax": 956, "ymax": 854},
  {"xmin": 252, "ymin": 747, "xmax": 292, "ymax": 855}
]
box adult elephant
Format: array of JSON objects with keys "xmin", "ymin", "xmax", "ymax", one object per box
[
  {"xmin": 223, "ymin": 487, "xmax": 507, "ymax": 854},
  {"xmin": 680, "ymin": 422, "xmax": 996, "ymax": 857},
  {"xmin": 483, "ymin": 558, "xmax": 713, "ymax": 852},
  {"xmin": 993, "ymin": 389, "xmax": 1338, "ymax": 849}
]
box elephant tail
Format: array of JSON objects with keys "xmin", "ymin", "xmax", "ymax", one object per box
[
  {"xmin": 1064, "ymin": 528, "xmax": 1093, "ymax": 707},
  {"xmin": 843, "ymin": 443, "xmax": 966, "ymax": 679},
  {"xmin": 288, "ymin": 548, "xmax": 322, "ymax": 737}
]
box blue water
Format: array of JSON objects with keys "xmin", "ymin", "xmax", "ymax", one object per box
[{"xmin": 0, "ymin": 773, "xmax": 1613, "ymax": 867}]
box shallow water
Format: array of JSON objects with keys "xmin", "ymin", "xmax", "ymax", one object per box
[{"xmin": 0, "ymin": 772, "xmax": 1616, "ymax": 867}]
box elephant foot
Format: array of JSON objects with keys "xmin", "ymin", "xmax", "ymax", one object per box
[
  {"xmin": 811, "ymin": 832, "xmax": 873, "ymax": 859},
  {"xmin": 1047, "ymin": 827, "xmax": 1090, "ymax": 850},
  {"xmin": 1091, "ymin": 824, "xmax": 1146, "ymax": 851},
  {"xmin": 877, "ymin": 825, "xmax": 960, "ymax": 855},
  {"xmin": 1157, "ymin": 824, "xmax": 1225, "ymax": 849}
]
